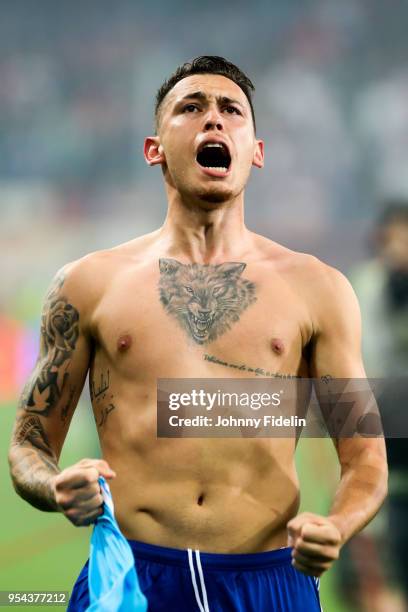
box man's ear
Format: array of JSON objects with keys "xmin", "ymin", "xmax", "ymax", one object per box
[
  {"xmin": 144, "ymin": 137, "xmax": 165, "ymax": 166},
  {"xmin": 252, "ymin": 139, "xmax": 264, "ymax": 169}
]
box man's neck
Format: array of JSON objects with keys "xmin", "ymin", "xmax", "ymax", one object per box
[{"xmin": 158, "ymin": 193, "xmax": 252, "ymax": 263}]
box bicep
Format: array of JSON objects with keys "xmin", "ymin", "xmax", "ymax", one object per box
[
  {"xmin": 309, "ymin": 268, "xmax": 366, "ymax": 379},
  {"xmin": 309, "ymin": 268, "xmax": 386, "ymax": 459},
  {"xmin": 11, "ymin": 268, "xmax": 91, "ymax": 458}
]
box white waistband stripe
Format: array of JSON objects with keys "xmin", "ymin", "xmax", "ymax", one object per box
[
  {"xmin": 195, "ymin": 550, "xmax": 210, "ymax": 612},
  {"xmin": 187, "ymin": 548, "xmax": 206, "ymax": 612}
]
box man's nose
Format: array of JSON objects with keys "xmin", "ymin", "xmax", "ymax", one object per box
[{"xmin": 203, "ymin": 108, "xmax": 224, "ymax": 131}]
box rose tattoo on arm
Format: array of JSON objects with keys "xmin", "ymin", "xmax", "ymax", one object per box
[
  {"xmin": 9, "ymin": 271, "xmax": 83, "ymax": 511},
  {"xmin": 26, "ymin": 274, "xmax": 80, "ymax": 416}
]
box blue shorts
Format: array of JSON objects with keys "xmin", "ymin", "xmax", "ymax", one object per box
[{"xmin": 67, "ymin": 540, "xmax": 321, "ymax": 611}]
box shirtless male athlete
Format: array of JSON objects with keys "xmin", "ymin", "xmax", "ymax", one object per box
[{"xmin": 9, "ymin": 56, "xmax": 388, "ymax": 611}]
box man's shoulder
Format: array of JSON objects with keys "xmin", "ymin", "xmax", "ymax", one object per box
[
  {"xmin": 254, "ymin": 235, "xmax": 333, "ymax": 277},
  {"xmin": 50, "ymin": 238, "xmax": 144, "ymax": 307},
  {"xmin": 283, "ymin": 252, "xmax": 360, "ymax": 332},
  {"xmin": 61, "ymin": 247, "xmax": 121, "ymax": 285},
  {"xmin": 284, "ymin": 249, "xmax": 354, "ymax": 301},
  {"xmin": 260, "ymin": 243, "xmax": 360, "ymax": 335},
  {"xmin": 254, "ymin": 235, "xmax": 355, "ymax": 304},
  {"xmin": 62, "ymin": 232, "xmax": 157, "ymax": 283}
]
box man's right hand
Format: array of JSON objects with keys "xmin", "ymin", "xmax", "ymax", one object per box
[{"xmin": 52, "ymin": 458, "xmax": 116, "ymax": 526}]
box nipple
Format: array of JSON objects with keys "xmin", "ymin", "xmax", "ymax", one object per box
[
  {"xmin": 271, "ymin": 338, "xmax": 284, "ymax": 355},
  {"xmin": 117, "ymin": 334, "xmax": 132, "ymax": 352}
]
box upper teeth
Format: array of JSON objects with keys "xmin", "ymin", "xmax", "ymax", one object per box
[{"xmin": 204, "ymin": 143, "xmax": 223, "ymax": 148}]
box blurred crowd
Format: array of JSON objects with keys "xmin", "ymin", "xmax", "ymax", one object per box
[
  {"xmin": 1, "ymin": 0, "xmax": 408, "ymax": 609},
  {"xmin": 340, "ymin": 204, "xmax": 408, "ymax": 612}
]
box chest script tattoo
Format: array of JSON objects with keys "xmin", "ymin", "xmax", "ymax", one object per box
[
  {"xmin": 158, "ymin": 258, "xmax": 257, "ymax": 344},
  {"xmin": 203, "ymin": 353, "xmax": 300, "ymax": 378}
]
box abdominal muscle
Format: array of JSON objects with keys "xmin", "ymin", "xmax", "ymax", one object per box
[{"xmin": 101, "ymin": 433, "xmax": 301, "ymax": 554}]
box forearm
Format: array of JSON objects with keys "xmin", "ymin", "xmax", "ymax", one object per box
[
  {"xmin": 9, "ymin": 411, "xmax": 62, "ymax": 512},
  {"xmin": 9, "ymin": 444, "xmax": 61, "ymax": 512},
  {"xmin": 328, "ymin": 447, "xmax": 388, "ymax": 543}
]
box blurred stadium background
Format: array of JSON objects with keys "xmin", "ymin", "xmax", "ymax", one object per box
[{"xmin": 1, "ymin": 1, "xmax": 408, "ymax": 610}]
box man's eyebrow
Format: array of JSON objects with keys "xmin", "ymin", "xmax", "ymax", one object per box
[
  {"xmin": 179, "ymin": 91, "xmax": 207, "ymax": 102},
  {"xmin": 177, "ymin": 91, "xmax": 244, "ymax": 108},
  {"xmin": 218, "ymin": 95, "xmax": 243, "ymax": 107}
]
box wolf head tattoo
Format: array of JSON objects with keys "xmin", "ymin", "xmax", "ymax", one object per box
[{"xmin": 159, "ymin": 259, "xmax": 257, "ymax": 344}]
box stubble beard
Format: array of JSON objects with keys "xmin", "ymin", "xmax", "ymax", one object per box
[
  {"xmin": 192, "ymin": 178, "xmax": 242, "ymax": 206},
  {"xmin": 196, "ymin": 188, "xmax": 234, "ymax": 204},
  {"xmin": 170, "ymin": 164, "xmax": 242, "ymax": 207},
  {"xmin": 177, "ymin": 179, "xmax": 236, "ymax": 207}
]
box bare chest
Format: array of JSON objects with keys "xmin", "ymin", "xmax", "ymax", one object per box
[{"xmin": 91, "ymin": 259, "xmax": 313, "ymax": 381}]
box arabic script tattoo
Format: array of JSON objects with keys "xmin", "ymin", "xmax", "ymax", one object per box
[
  {"xmin": 90, "ymin": 370, "xmax": 110, "ymax": 401},
  {"xmin": 98, "ymin": 404, "xmax": 116, "ymax": 428},
  {"xmin": 158, "ymin": 259, "xmax": 257, "ymax": 344}
]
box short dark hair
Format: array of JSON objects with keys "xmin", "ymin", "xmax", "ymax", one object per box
[{"xmin": 155, "ymin": 55, "xmax": 256, "ymax": 131}]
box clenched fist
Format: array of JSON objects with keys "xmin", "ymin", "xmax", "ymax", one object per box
[
  {"xmin": 51, "ymin": 458, "xmax": 116, "ymax": 526},
  {"xmin": 287, "ymin": 512, "xmax": 342, "ymax": 577}
]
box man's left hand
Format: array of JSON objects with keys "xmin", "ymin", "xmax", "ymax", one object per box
[{"xmin": 287, "ymin": 512, "xmax": 342, "ymax": 577}]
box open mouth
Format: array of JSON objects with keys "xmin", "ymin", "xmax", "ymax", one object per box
[{"xmin": 196, "ymin": 142, "xmax": 231, "ymax": 174}]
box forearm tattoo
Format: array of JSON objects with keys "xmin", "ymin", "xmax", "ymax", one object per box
[
  {"xmin": 9, "ymin": 414, "xmax": 60, "ymax": 511},
  {"xmin": 14, "ymin": 414, "xmax": 55, "ymax": 457},
  {"xmin": 9, "ymin": 271, "xmax": 80, "ymax": 511}
]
